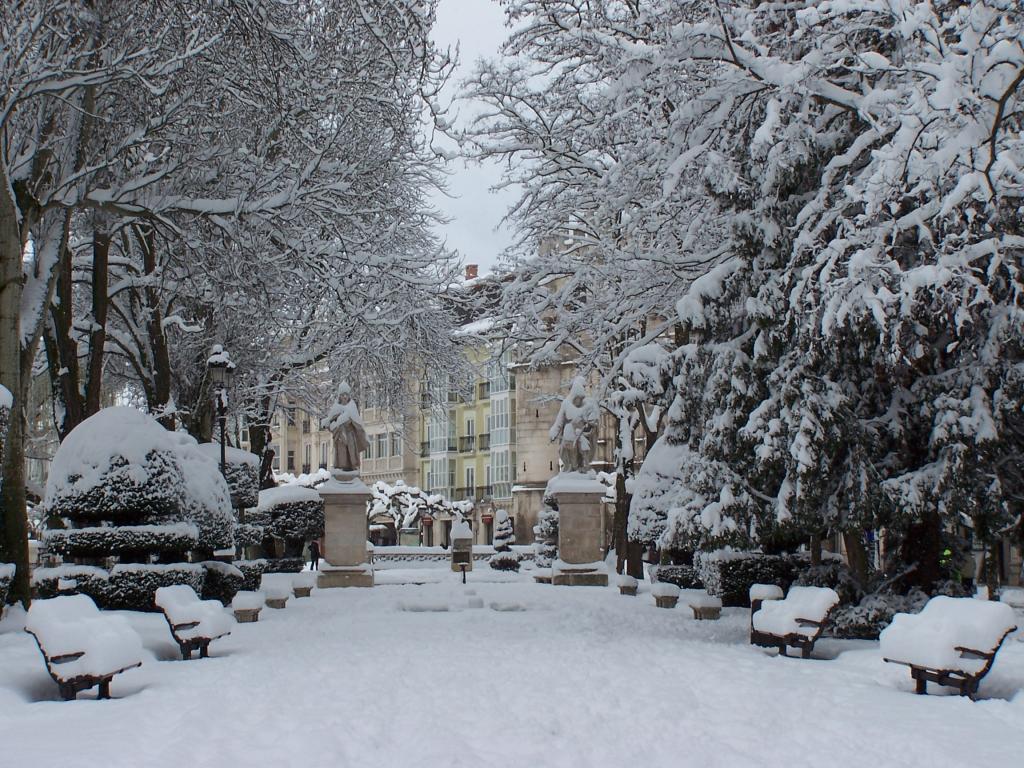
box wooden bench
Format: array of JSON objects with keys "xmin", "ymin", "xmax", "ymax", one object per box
[
  {"xmin": 680, "ymin": 589, "xmax": 722, "ymax": 620},
  {"xmin": 881, "ymin": 596, "xmax": 1017, "ymax": 699},
  {"xmin": 155, "ymin": 585, "xmax": 235, "ymax": 660},
  {"xmin": 750, "ymin": 586, "xmax": 839, "ymax": 659},
  {"xmin": 25, "ymin": 594, "xmax": 144, "ymax": 700}
]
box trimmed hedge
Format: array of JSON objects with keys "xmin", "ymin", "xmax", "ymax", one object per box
[
  {"xmin": 489, "ymin": 551, "xmax": 522, "ymax": 571},
  {"xmin": 652, "ymin": 564, "xmax": 704, "ymax": 589},
  {"xmin": 234, "ymin": 559, "xmax": 267, "ymax": 591},
  {"xmin": 234, "ymin": 523, "xmax": 265, "ymax": 549},
  {"xmin": 44, "ymin": 524, "xmax": 199, "ymax": 558},
  {"xmin": 697, "ymin": 552, "xmax": 806, "ymax": 607},
  {"xmin": 0, "ymin": 562, "xmax": 14, "ymax": 606},
  {"xmin": 262, "ymin": 557, "xmax": 305, "ymax": 574},
  {"xmin": 201, "ymin": 561, "xmax": 245, "ymax": 605},
  {"xmin": 33, "ymin": 563, "xmax": 204, "ymax": 611},
  {"xmin": 224, "ymin": 461, "xmax": 259, "ymax": 510},
  {"xmin": 46, "ymin": 450, "xmax": 185, "ymax": 523},
  {"xmin": 264, "ymin": 500, "xmax": 325, "ymax": 543}
]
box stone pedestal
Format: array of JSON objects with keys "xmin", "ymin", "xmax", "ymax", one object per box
[
  {"xmin": 317, "ymin": 470, "xmax": 374, "ymax": 588},
  {"xmin": 549, "ymin": 473, "xmax": 608, "ymax": 587}
]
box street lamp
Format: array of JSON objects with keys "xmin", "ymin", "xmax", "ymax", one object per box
[{"xmin": 207, "ymin": 344, "xmax": 236, "ymax": 476}]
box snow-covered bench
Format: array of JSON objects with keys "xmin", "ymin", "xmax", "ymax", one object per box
[
  {"xmin": 293, "ymin": 571, "xmax": 316, "ymax": 598},
  {"xmin": 25, "ymin": 595, "xmax": 144, "ymax": 700},
  {"xmin": 260, "ymin": 573, "xmax": 294, "ymax": 608},
  {"xmin": 155, "ymin": 585, "xmax": 235, "ymax": 660},
  {"xmin": 881, "ymin": 596, "xmax": 1017, "ymax": 699},
  {"xmin": 231, "ymin": 590, "xmax": 265, "ymax": 622},
  {"xmin": 750, "ymin": 586, "xmax": 839, "ymax": 658}
]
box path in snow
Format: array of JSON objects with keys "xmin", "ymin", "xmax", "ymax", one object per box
[{"xmin": 1, "ymin": 572, "xmax": 1023, "ymax": 768}]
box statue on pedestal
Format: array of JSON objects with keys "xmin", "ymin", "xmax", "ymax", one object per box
[
  {"xmin": 324, "ymin": 382, "xmax": 370, "ymax": 472},
  {"xmin": 549, "ymin": 376, "xmax": 599, "ymax": 474}
]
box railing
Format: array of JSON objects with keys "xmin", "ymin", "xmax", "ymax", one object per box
[
  {"xmin": 301, "ymin": 463, "xmax": 311, "ymax": 474},
  {"xmin": 477, "ymin": 433, "xmax": 490, "ymax": 451},
  {"xmin": 476, "ymin": 485, "xmax": 493, "ymax": 499},
  {"xmin": 459, "ymin": 436, "xmax": 475, "ymax": 453},
  {"xmin": 454, "ymin": 487, "xmax": 474, "ymax": 501},
  {"xmin": 447, "ymin": 442, "xmax": 457, "ymax": 453}
]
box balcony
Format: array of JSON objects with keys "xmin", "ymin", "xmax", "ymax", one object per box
[
  {"xmin": 476, "ymin": 485, "xmax": 493, "ymax": 499},
  {"xmin": 477, "ymin": 433, "xmax": 490, "ymax": 451},
  {"xmin": 454, "ymin": 487, "xmax": 475, "ymax": 501},
  {"xmin": 478, "ymin": 381, "xmax": 490, "ymax": 399},
  {"xmin": 447, "ymin": 442, "xmax": 458, "ymax": 453},
  {"xmin": 459, "ymin": 436, "xmax": 475, "ymax": 453}
]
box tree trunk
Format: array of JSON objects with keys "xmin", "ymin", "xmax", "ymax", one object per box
[
  {"xmin": 135, "ymin": 224, "xmax": 175, "ymax": 429},
  {"xmin": 842, "ymin": 529, "xmax": 870, "ymax": 586},
  {"xmin": 84, "ymin": 229, "xmax": 111, "ymax": 416},
  {"xmin": 809, "ymin": 532, "xmax": 822, "ymax": 567},
  {"xmin": 0, "ymin": 161, "xmax": 29, "ymax": 604}
]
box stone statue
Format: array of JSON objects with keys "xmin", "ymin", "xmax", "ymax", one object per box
[
  {"xmin": 549, "ymin": 376, "xmax": 599, "ymax": 474},
  {"xmin": 324, "ymin": 382, "xmax": 370, "ymax": 472}
]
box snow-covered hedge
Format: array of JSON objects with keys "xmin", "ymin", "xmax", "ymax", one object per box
[
  {"xmin": 262, "ymin": 557, "xmax": 306, "ymax": 574},
  {"xmin": 489, "ymin": 551, "xmax": 522, "ymax": 572},
  {"xmin": 44, "ymin": 523, "xmax": 199, "ymax": 558},
  {"xmin": 33, "ymin": 563, "xmax": 205, "ymax": 611},
  {"xmin": 200, "ymin": 561, "xmax": 245, "ymax": 605},
  {"xmin": 233, "ymin": 559, "xmax": 267, "ymax": 592},
  {"xmin": 0, "ymin": 562, "xmax": 14, "ymax": 606},
  {"xmin": 196, "ymin": 443, "xmax": 259, "ymax": 509},
  {"xmin": 792, "ymin": 562, "xmax": 864, "ymax": 606},
  {"xmin": 233, "ymin": 523, "xmax": 265, "ymax": 549},
  {"xmin": 252, "ymin": 486, "xmax": 324, "ymax": 556},
  {"xmin": 44, "ymin": 408, "xmax": 235, "ymax": 553},
  {"xmin": 696, "ymin": 551, "xmax": 805, "ymax": 607},
  {"xmin": 652, "ymin": 564, "xmax": 704, "ymax": 589}
]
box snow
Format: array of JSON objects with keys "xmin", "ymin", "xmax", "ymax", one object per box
[
  {"xmin": 231, "ymin": 591, "xmax": 266, "ymax": 611},
  {"xmin": 679, "ymin": 589, "xmax": 722, "ymax": 609},
  {"xmin": 0, "ymin": 563, "xmax": 15, "ymax": 581},
  {"xmin": 257, "ymin": 485, "xmax": 321, "ymax": 511},
  {"xmin": 752, "ymin": 586, "xmax": 840, "ymax": 637},
  {"xmin": 0, "ymin": 384, "xmax": 11, "ymax": 410},
  {"xmin": 292, "ymin": 572, "xmax": 317, "ymax": 590},
  {"xmin": 23, "ymin": 595, "xmax": 144, "ymax": 679},
  {"xmin": 650, "ymin": 582, "xmax": 680, "ymax": 599},
  {"xmin": 545, "ymin": 471, "xmax": 607, "ymax": 495},
  {"xmin": 154, "ymin": 586, "xmax": 234, "ymax": 641},
  {"xmin": 750, "ymin": 583, "xmax": 785, "ymax": 602},
  {"xmin": 618, "ymin": 574, "xmax": 638, "ymax": 588},
  {"xmin": 1001, "ymin": 589, "xmax": 1024, "ymax": 609},
  {"xmin": 451, "ymin": 520, "xmax": 473, "ymax": 541},
  {"xmin": 3, "ymin": 572, "xmax": 1024, "ymax": 764},
  {"xmin": 880, "ymin": 596, "xmax": 1018, "ymax": 675},
  {"xmin": 195, "ymin": 443, "xmax": 260, "ymax": 467},
  {"xmin": 259, "ymin": 574, "xmax": 294, "ymax": 601}
]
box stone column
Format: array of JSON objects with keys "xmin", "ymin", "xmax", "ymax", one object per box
[
  {"xmin": 317, "ymin": 471, "xmax": 374, "ymax": 588},
  {"xmin": 549, "ymin": 473, "xmax": 608, "ymax": 586}
]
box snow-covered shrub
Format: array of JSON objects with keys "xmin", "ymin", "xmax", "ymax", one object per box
[
  {"xmin": 32, "ymin": 563, "xmax": 204, "ymax": 611},
  {"xmin": 44, "ymin": 524, "xmax": 199, "ymax": 559},
  {"xmin": 233, "ymin": 523, "xmax": 265, "ymax": 549},
  {"xmin": 533, "ymin": 502, "xmax": 558, "ymax": 568},
  {"xmin": 43, "ymin": 408, "xmax": 234, "ymax": 560},
  {"xmin": 196, "ymin": 443, "xmax": 259, "ymax": 509},
  {"xmin": 829, "ymin": 590, "xmax": 930, "ymax": 640},
  {"xmin": 697, "ymin": 551, "xmax": 805, "ymax": 607},
  {"xmin": 262, "ymin": 557, "xmax": 306, "ymax": 574},
  {"xmin": 234, "ymin": 559, "xmax": 267, "ymax": 592},
  {"xmin": 493, "ymin": 509, "xmax": 515, "ymax": 552},
  {"xmin": 253, "ymin": 486, "xmax": 324, "ymax": 558},
  {"xmin": 0, "ymin": 563, "xmax": 14, "ymax": 607},
  {"xmin": 200, "ymin": 561, "xmax": 245, "ymax": 605},
  {"xmin": 652, "ymin": 564, "xmax": 703, "ymax": 589},
  {"xmin": 792, "ymin": 562, "xmax": 864, "ymax": 606},
  {"xmin": 489, "ymin": 551, "xmax": 522, "ymax": 571}
]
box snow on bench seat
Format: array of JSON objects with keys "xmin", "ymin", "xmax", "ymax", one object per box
[
  {"xmin": 752, "ymin": 586, "xmax": 839, "ymax": 638},
  {"xmin": 881, "ymin": 596, "xmax": 1017, "ymax": 681},
  {"xmin": 25, "ymin": 595, "xmax": 144, "ymax": 699},
  {"xmin": 155, "ymin": 585, "xmax": 234, "ymax": 659},
  {"xmin": 999, "ymin": 588, "xmax": 1024, "ymax": 610}
]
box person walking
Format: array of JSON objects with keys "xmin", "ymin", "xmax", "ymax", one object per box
[{"xmin": 309, "ymin": 539, "xmax": 321, "ymax": 571}]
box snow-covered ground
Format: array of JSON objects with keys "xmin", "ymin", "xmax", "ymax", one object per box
[{"xmin": 2, "ymin": 571, "xmax": 1023, "ymax": 767}]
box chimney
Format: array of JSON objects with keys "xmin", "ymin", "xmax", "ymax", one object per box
[{"xmin": 465, "ymin": 264, "xmax": 479, "ymax": 281}]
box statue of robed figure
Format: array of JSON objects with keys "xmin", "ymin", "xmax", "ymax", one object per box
[
  {"xmin": 549, "ymin": 377, "xmax": 599, "ymax": 474},
  {"xmin": 324, "ymin": 382, "xmax": 370, "ymax": 472}
]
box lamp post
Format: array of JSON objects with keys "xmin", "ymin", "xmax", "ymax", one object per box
[{"xmin": 207, "ymin": 344, "xmax": 236, "ymax": 476}]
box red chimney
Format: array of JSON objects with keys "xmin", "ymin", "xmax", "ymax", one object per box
[{"xmin": 465, "ymin": 264, "xmax": 479, "ymax": 280}]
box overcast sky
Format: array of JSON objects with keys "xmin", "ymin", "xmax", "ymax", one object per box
[{"xmin": 429, "ymin": 0, "xmax": 518, "ymax": 275}]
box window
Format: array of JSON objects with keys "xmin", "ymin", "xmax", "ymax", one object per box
[
  {"xmin": 271, "ymin": 445, "xmax": 280, "ymax": 470},
  {"xmin": 304, "ymin": 444, "xmax": 311, "ymax": 466},
  {"xmin": 465, "ymin": 417, "xmax": 475, "ymax": 437},
  {"xmin": 391, "ymin": 432, "xmax": 401, "ymax": 456},
  {"xmin": 365, "ymin": 441, "xmax": 373, "ymax": 460},
  {"xmin": 320, "ymin": 443, "xmax": 328, "ymax": 468},
  {"xmin": 491, "ymin": 395, "xmax": 511, "ymax": 446},
  {"xmin": 376, "ymin": 433, "xmax": 387, "ymax": 459},
  {"xmin": 287, "ymin": 450, "xmax": 295, "ymax": 471},
  {"xmin": 466, "ymin": 466, "xmax": 475, "ymax": 491}
]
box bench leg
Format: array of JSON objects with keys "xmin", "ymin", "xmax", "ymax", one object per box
[
  {"xmin": 98, "ymin": 679, "xmax": 111, "ymax": 700},
  {"xmin": 200, "ymin": 643, "xmax": 209, "ymax": 659},
  {"xmin": 59, "ymin": 682, "xmax": 76, "ymax": 701},
  {"xmin": 801, "ymin": 645, "xmax": 812, "ymax": 660},
  {"xmin": 914, "ymin": 674, "xmax": 926, "ymax": 695},
  {"xmin": 180, "ymin": 644, "xmax": 192, "ymax": 661}
]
